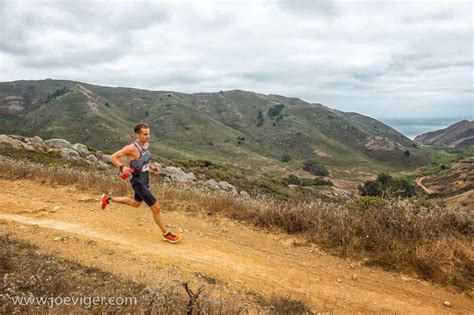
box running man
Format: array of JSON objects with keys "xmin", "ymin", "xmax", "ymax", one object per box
[{"xmin": 101, "ymin": 123, "xmax": 180, "ymax": 243}]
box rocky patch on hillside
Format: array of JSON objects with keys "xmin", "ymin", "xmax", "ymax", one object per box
[{"xmin": 0, "ymin": 134, "xmax": 247, "ymax": 197}]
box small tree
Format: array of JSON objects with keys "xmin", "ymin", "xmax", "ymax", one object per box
[{"xmin": 257, "ymin": 111, "xmax": 264, "ymax": 127}]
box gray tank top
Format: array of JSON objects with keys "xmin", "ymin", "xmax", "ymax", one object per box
[{"xmin": 130, "ymin": 141, "xmax": 151, "ymax": 184}]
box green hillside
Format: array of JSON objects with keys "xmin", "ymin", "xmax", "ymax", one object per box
[{"xmin": 0, "ymin": 79, "xmax": 431, "ymax": 181}]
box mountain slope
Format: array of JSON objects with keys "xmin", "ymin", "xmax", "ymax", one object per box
[
  {"xmin": 414, "ymin": 120, "xmax": 474, "ymax": 148},
  {"xmin": 0, "ymin": 79, "xmax": 430, "ymax": 178},
  {"xmin": 341, "ymin": 112, "xmax": 414, "ymax": 147}
]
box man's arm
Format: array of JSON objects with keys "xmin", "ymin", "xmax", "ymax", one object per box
[
  {"xmin": 150, "ymin": 162, "xmax": 161, "ymax": 174},
  {"xmin": 110, "ymin": 144, "xmax": 134, "ymax": 170}
]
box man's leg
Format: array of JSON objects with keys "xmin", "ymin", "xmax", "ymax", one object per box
[
  {"xmin": 135, "ymin": 182, "xmax": 180, "ymax": 243},
  {"xmin": 111, "ymin": 197, "xmax": 141, "ymax": 208},
  {"xmin": 150, "ymin": 201, "xmax": 180, "ymax": 243},
  {"xmin": 102, "ymin": 190, "xmax": 142, "ymax": 210},
  {"xmin": 149, "ymin": 201, "xmax": 167, "ymax": 233}
]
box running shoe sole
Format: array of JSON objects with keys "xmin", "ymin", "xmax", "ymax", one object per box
[
  {"xmin": 162, "ymin": 235, "xmax": 181, "ymax": 243},
  {"xmin": 101, "ymin": 194, "xmax": 109, "ymax": 210}
]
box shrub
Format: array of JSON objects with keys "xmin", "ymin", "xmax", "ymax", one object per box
[
  {"xmin": 359, "ymin": 173, "xmax": 416, "ymax": 198},
  {"xmin": 286, "ymin": 174, "xmax": 300, "ymax": 185},
  {"xmin": 267, "ymin": 104, "xmax": 284, "ymax": 117},
  {"xmin": 45, "ymin": 86, "xmax": 70, "ymax": 103},
  {"xmin": 174, "ymin": 159, "xmax": 215, "ymax": 169},
  {"xmin": 303, "ymin": 159, "xmax": 329, "ymax": 176},
  {"xmin": 280, "ymin": 154, "xmax": 291, "ymax": 163},
  {"xmin": 349, "ymin": 196, "xmax": 387, "ymax": 214},
  {"xmin": 377, "ymin": 173, "xmax": 392, "ymax": 185},
  {"xmin": 408, "ymin": 197, "xmax": 437, "ymax": 210},
  {"xmin": 285, "ymin": 175, "xmax": 332, "ymax": 187},
  {"xmin": 312, "ymin": 178, "xmax": 333, "ymax": 186},
  {"xmin": 358, "ymin": 180, "xmax": 382, "ymax": 196},
  {"xmin": 256, "ymin": 111, "xmax": 264, "ymax": 127}
]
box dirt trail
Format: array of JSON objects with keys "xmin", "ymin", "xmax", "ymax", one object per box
[
  {"xmin": 416, "ymin": 176, "xmax": 435, "ymax": 195},
  {"xmin": 0, "ymin": 179, "xmax": 472, "ymax": 314}
]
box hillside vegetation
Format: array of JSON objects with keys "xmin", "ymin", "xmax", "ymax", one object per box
[{"xmin": 0, "ymin": 79, "xmax": 431, "ymax": 183}]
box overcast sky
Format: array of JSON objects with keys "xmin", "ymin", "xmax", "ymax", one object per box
[{"xmin": 0, "ymin": 0, "xmax": 472, "ymax": 119}]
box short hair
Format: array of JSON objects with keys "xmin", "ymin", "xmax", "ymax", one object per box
[{"xmin": 134, "ymin": 123, "xmax": 150, "ymax": 134}]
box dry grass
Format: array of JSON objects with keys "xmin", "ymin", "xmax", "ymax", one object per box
[
  {"xmin": 203, "ymin": 194, "xmax": 473, "ymax": 290},
  {"xmin": 1, "ymin": 234, "xmax": 318, "ymax": 314},
  {"xmin": 1, "ymin": 156, "xmax": 472, "ymax": 291},
  {"xmin": 0, "ymin": 157, "xmax": 130, "ymax": 196}
]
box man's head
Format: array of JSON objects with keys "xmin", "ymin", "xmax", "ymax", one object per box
[{"xmin": 134, "ymin": 123, "xmax": 150, "ymax": 143}]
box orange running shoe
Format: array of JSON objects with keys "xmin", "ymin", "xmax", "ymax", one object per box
[
  {"xmin": 162, "ymin": 231, "xmax": 181, "ymax": 243},
  {"xmin": 101, "ymin": 194, "xmax": 111, "ymax": 210}
]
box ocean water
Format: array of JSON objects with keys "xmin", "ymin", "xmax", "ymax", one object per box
[{"xmin": 376, "ymin": 117, "xmax": 472, "ymax": 140}]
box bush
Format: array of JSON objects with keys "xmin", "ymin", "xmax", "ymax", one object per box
[
  {"xmin": 359, "ymin": 173, "xmax": 416, "ymax": 198},
  {"xmin": 408, "ymin": 197, "xmax": 437, "ymax": 210},
  {"xmin": 286, "ymin": 174, "xmax": 300, "ymax": 185},
  {"xmin": 280, "ymin": 154, "xmax": 291, "ymax": 163},
  {"xmin": 256, "ymin": 111, "xmax": 264, "ymax": 127},
  {"xmin": 174, "ymin": 159, "xmax": 215, "ymax": 169},
  {"xmin": 267, "ymin": 104, "xmax": 284, "ymax": 117},
  {"xmin": 349, "ymin": 196, "xmax": 387, "ymax": 214},
  {"xmin": 358, "ymin": 180, "xmax": 382, "ymax": 196},
  {"xmin": 303, "ymin": 159, "xmax": 329, "ymax": 176},
  {"xmin": 312, "ymin": 178, "xmax": 333, "ymax": 186},
  {"xmin": 377, "ymin": 173, "xmax": 392, "ymax": 185},
  {"xmin": 285, "ymin": 175, "xmax": 332, "ymax": 187},
  {"xmin": 45, "ymin": 86, "xmax": 70, "ymax": 103}
]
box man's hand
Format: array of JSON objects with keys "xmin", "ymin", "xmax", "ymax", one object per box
[
  {"xmin": 121, "ymin": 166, "xmax": 134, "ymax": 176},
  {"xmin": 150, "ymin": 164, "xmax": 161, "ymax": 174}
]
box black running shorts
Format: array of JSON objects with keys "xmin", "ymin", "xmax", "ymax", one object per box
[{"xmin": 132, "ymin": 182, "xmax": 157, "ymax": 207}]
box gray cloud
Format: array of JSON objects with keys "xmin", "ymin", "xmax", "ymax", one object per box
[
  {"xmin": 0, "ymin": 1, "xmax": 169, "ymax": 67},
  {"xmin": 278, "ymin": 0, "xmax": 339, "ymax": 18},
  {"xmin": 0, "ymin": 0, "xmax": 472, "ymax": 119}
]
